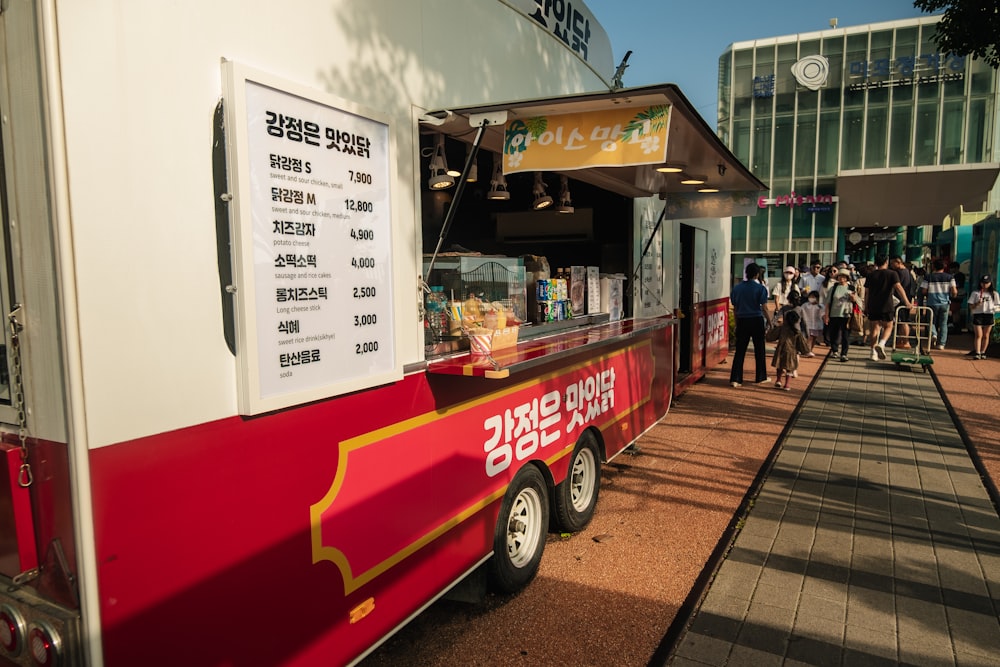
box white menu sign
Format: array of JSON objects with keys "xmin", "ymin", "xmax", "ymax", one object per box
[{"xmin": 223, "ymin": 62, "xmax": 401, "ymax": 415}]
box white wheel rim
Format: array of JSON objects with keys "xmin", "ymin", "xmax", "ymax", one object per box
[
  {"xmin": 570, "ymin": 448, "xmax": 597, "ymax": 512},
  {"xmin": 506, "ymin": 486, "xmax": 544, "ymax": 568}
]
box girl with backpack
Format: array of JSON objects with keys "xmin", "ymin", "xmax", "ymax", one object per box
[{"xmin": 770, "ymin": 310, "xmax": 810, "ymax": 391}]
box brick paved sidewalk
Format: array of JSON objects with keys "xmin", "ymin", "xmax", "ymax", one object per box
[{"xmin": 667, "ymin": 354, "xmax": 1000, "ymax": 666}]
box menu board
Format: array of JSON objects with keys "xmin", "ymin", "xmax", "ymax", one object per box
[{"xmin": 223, "ymin": 62, "xmax": 401, "ymax": 415}]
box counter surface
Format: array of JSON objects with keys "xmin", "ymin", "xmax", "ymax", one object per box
[{"xmin": 426, "ymin": 317, "xmax": 676, "ymax": 379}]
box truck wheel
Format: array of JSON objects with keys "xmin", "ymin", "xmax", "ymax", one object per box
[
  {"xmin": 487, "ymin": 465, "xmax": 548, "ymax": 594},
  {"xmin": 554, "ymin": 431, "xmax": 601, "ymax": 532}
]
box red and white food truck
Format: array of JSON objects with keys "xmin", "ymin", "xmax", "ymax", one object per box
[{"xmin": 0, "ymin": 1, "xmax": 763, "ymax": 665}]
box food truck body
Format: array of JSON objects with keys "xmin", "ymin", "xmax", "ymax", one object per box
[{"xmin": 0, "ymin": 1, "xmax": 763, "ymax": 665}]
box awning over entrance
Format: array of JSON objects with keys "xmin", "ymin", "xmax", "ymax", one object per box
[
  {"xmin": 836, "ymin": 163, "xmax": 1000, "ymax": 229},
  {"xmin": 422, "ymin": 84, "xmax": 766, "ymax": 207}
]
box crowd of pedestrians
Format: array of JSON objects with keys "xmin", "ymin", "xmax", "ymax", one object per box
[{"xmin": 729, "ymin": 255, "xmax": 999, "ymax": 387}]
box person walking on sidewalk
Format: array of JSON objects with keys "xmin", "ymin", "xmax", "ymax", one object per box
[
  {"xmin": 730, "ymin": 262, "xmax": 771, "ymax": 388},
  {"xmin": 920, "ymin": 258, "xmax": 958, "ymax": 350},
  {"xmin": 864, "ymin": 255, "xmax": 914, "ymax": 360},
  {"xmin": 799, "ymin": 261, "xmax": 825, "ymax": 299},
  {"xmin": 968, "ymin": 274, "xmax": 1000, "ymax": 359},
  {"xmin": 771, "ymin": 310, "xmax": 810, "ymax": 390},
  {"xmin": 777, "ymin": 289, "xmax": 807, "ymax": 338},
  {"xmin": 801, "ymin": 290, "xmax": 823, "ymax": 356},
  {"xmin": 771, "ymin": 266, "xmax": 799, "ymax": 315},
  {"xmin": 891, "ymin": 256, "xmax": 916, "ymax": 349},
  {"xmin": 851, "ymin": 264, "xmax": 870, "ymax": 346},
  {"xmin": 819, "ymin": 266, "xmax": 838, "ymax": 347},
  {"xmin": 824, "ymin": 268, "xmax": 861, "ymax": 362}
]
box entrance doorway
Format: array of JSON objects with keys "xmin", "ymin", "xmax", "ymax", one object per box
[{"xmin": 678, "ymin": 224, "xmax": 708, "ymax": 377}]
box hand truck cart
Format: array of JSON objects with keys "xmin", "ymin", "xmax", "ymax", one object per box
[{"xmin": 891, "ymin": 304, "xmax": 934, "ymax": 372}]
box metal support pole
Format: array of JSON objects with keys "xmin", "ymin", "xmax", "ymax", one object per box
[{"xmin": 423, "ymin": 121, "xmax": 488, "ymax": 285}]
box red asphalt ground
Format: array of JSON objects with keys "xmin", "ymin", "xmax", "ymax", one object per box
[{"xmin": 360, "ymin": 331, "xmax": 999, "ymax": 667}]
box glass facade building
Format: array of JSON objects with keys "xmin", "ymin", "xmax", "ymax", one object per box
[{"xmin": 718, "ymin": 15, "xmax": 1000, "ymax": 276}]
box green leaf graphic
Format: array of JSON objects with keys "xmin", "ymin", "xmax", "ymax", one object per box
[
  {"xmin": 525, "ymin": 117, "xmax": 548, "ymax": 140},
  {"xmin": 621, "ymin": 105, "xmax": 669, "ymax": 143}
]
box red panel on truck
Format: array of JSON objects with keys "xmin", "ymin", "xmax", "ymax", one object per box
[{"xmin": 0, "ymin": 442, "xmax": 38, "ymax": 576}]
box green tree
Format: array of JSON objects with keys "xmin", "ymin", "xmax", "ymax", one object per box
[{"xmin": 914, "ymin": 0, "xmax": 1000, "ymax": 68}]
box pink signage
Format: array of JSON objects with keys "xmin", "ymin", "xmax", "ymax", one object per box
[{"xmin": 758, "ymin": 192, "xmax": 838, "ymax": 208}]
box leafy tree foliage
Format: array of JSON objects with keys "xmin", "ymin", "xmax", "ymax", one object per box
[{"xmin": 913, "ymin": 0, "xmax": 1000, "ymax": 68}]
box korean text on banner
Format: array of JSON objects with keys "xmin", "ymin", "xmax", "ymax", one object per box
[{"xmin": 502, "ymin": 105, "xmax": 670, "ymax": 174}]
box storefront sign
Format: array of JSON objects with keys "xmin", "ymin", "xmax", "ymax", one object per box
[
  {"xmin": 501, "ymin": 0, "xmax": 612, "ymax": 68},
  {"xmin": 758, "ymin": 192, "xmax": 837, "ymax": 211},
  {"xmin": 698, "ymin": 300, "xmax": 729, "ymax": 358},
  {"xmin": 311, "ymin": 342, "xmax": 652, "ymax": 594},
  {"xmin": 847, "ymin": 53, "xmax": 965, "ymax": 92},
  {"xmin": 849, "ymin": 71, "xmax": 964, "ymax": 91},
  {"xmin": 753, "ymin": 74, "xmax": 775, "ymax": 98},
  {"xmin": 791, "ymin": 55, "xmax": 830, "ymax": 91},
  {"xmin": 663, "ymin": 191, "xmax": 758, "ymax": 219},
  {"xmin": 223, "ymin": 62, "xmax": 402, "ymax": 415},
  {"xmin": 502, "ymin": 105, "xmax": 670, "ymax": 174}
]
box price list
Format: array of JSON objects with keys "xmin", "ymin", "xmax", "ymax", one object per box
[{"xmin": 227, "ymin": 67, "xmax": 399, "ymax": 414}]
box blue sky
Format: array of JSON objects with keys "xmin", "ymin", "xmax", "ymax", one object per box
[{"xmin": 584, "ymin": 0, "xmax": 935, "ymax": 123}]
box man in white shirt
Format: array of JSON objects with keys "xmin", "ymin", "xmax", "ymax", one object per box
[{"xmin": 799, "ymin": 261, "xmax": 825, "ymax": 297}]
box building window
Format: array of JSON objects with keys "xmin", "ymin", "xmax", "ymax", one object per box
[
  {"xmin": 719, "ymin": 52, "xmax": 732, "ymax": 128},
  {"xmin": 841, "ymin": 107, "xmax": 864, "ymax": 170},
  {"xmin": 791, "ymin": 201, "xmax": 813, "ymax": 246},
  {"xmin": 889, "ymin": 103, "xmax": 914, "ymax": 167},
  {"xmin": 845, "ymin": 32, "xmax": 869, "ymax": 86},
  {"xmin": 731, "ymin": 216, "xmax": 747, "ymax": 252},
  {"xmin": 773, "ymin": 114, "xmax": 794, "ymax": 178},
  {"xmin": 752, "ymin": 120, "xmax": 772, "ymax": 179},
  {"xmin": 914, "ymin": 99, "xmax": 939, "ymax": 164},
  {"xmin": 894, "ymin": 26, "xmax": 918, "ymax": 65},
  {"xmin": 748, "ymin": 208, "xmax": 769, "ymax": 252},
  {"xmin": 755, "ymin": 44, "xmax": 775, "ymax": 76},
  {"xmin": 966, "ymin": 98, "xmax": 991, "ymax": 163},
  {"xmin": 817, "ymin": 110, "xmax": 841, "ymax": 176},
  {"xmin": 769, "ymin": 206, "xmax": 790, "ymax": 251},
  {"xmin": 732, "ymin": 119, "xmax": 751, "ymax": 165},
  {"xmin": 795, "ymin": 94, "xmax": 818, "ymax": 178},
  {"xmin": 799, "ymin": 39, "xmax": 820, "ymax": 58},
  {"xmin": 865, "ymin": 88, "xmax": 889, "ymax": 169},
  {"xmin": 814, "ymin": 209, "xmax": 835, "ymax": 251},
  {"xmin": 940, "ymin": 99, "xmax": 965, "ymax": 164},
  {"xmin": 733, "ymin": 48, "xmax": 754, "ymax": 102},
  {"xmin": 969, "ymin": 56, "xmax": 996, "ymax": 96},
  {"xmin": 821, "ymin": 35, "xmax": 844, "ymax": 89}
]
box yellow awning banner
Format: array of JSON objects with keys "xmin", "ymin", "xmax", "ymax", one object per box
[{"xmin": 502, "ymin": 105, "xmax": 670, "ymax": 174}]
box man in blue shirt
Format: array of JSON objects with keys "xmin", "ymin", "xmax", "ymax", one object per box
[
  {"xmin": 920, "ymin": 258, "xmax": 958, "ymax": 350},
  {"xmin": 729, "ymin": 262, "xmax": 771, "ymax": 387}
]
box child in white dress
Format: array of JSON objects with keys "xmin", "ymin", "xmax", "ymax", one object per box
[{"xmin": 801, "ymin": 290, "xmax": 823, "ymax": 357}]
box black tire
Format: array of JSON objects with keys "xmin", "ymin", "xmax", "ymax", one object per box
[
  {"xmin": 486, "ymin": 465, "xmax": 549, "ymax": 594},
  {"xmin": 553, "ymin": 431, "xmax": 601, "ymax": 532}
]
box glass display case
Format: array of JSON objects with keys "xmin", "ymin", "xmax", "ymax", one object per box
[{"xmin": 422, "ymin": 255, "xmax": 526, "ymax": 355}]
